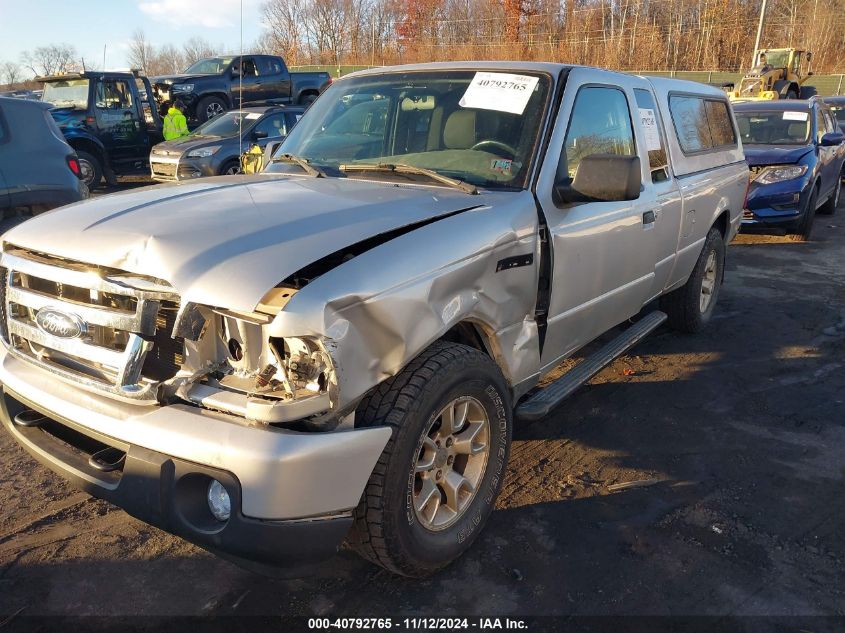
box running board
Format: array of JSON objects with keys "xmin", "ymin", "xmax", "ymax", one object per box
[{"xmin": 516, "ymin": 310, "xmax": 667, "ymax": 422}]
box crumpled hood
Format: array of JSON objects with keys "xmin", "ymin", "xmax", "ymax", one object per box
[
  {"xmin": 153, "ymin": 74, "xmax": 213, "ymax": 85},
  {"xmin": 3, "ymin": 176, "xmax": 484, "ymax": 312},
  {"xmin": 743, "ymin": 144, "xmax": 813, "ymax": 166}
]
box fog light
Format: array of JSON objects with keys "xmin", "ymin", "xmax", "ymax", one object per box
[{"xmin": 207, "ymin": 479, "xmax": 231, "ymax": 521}]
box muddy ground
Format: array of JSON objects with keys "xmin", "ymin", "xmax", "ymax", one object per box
[{"xmin": 0, "ymin": 182, "xmax": 844, "ymax": 620}]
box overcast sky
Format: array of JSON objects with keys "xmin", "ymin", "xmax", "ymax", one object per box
[{"xmin": 1, "ymin": 0, "xmax": 265, "ymax": 75}]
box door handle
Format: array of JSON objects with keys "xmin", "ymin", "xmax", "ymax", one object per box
[{"xmin": 643, "ymin": 210, "xmax": 656, "ymax": 225}]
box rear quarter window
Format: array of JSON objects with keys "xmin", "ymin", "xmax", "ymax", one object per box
[{"xmin": 669, "ymin": 94, "xmax": 737, "ymax": 154}]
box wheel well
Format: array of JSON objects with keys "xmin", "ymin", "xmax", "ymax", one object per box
[
  {"xmin": 440, "ymin": 321, "xmax": 493, "ymax": 358},
  {"xmin": 713, "ymin": 209, "xmax": 730, "ymax": 240},
  {"xmin": 299, "ymin": 89, "xmax": 319, "ymax": 102},
  {"xmin": 69, "ymin": 138, "xmax": 105, "ymax": 163},
  {"xmin": 200, "ymin": 93, "xmax": 230, "ymax": 107}
]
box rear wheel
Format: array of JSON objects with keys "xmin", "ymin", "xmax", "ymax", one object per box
[
  {"xmin": 299, "ymin": 92, "xmax": 318, "ymax": 106},
  {"xmin": 76, "ymin": 150, "xmax": 103, "ymax": 188},
  {"xmin": 790, "ymin": 186, "xmax": 818, "ymax": 241},
  {"xmin": 348, "ymin": 341, "xmax": 512, "ymax": 577},
  {"xmin": 660, "ymin": 227, "xmax": 725, "ymax": 334},
  {"xmin": 785, "ymin": 89, "xmax": 798, "ymax": 99}
]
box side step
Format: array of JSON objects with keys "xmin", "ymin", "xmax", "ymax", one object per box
[{"xmin": 515, "ymin": 310, "xmax": 667, "ymax": 422}]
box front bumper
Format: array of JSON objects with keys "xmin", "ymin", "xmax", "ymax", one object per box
[
  {"xmin": 741, "ymin": 178, "xmax": 809, "ymax": 228},
  {"xmin": 150, "ymin": 154, "xmax": 218, "ymax": 182},
  {"xmin": 0, "ymin": 347, "xmax": 390, "ymax": 567}
]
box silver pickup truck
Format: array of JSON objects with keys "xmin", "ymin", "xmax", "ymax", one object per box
[{"xmin": 0, "ymin": 62, "xmax": 746, "ymax": 577}]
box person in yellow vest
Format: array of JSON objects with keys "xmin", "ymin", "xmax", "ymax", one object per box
[{"xmin": 162, "ymin": 100, "xmax": 189, "ymax": 141}]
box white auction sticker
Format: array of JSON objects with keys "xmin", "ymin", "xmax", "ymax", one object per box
[
  {"xmin": 459, "ymin": 72, "xmax": 539, "ymax": 115},
  {"xmin": 782, "ymin": 111, "xmax": 808, "ymax": 121},
  {"xmin": 638, "ymin": 108, "xmax": 662, "ymax": 151},
  {"xmin": 245, "ymin": 113, "xmax": 262, "ymax": 120}
]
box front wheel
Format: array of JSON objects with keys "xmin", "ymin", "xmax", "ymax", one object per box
[
  {"xmin": 348, "ymin": 341, "xmax": 512, "ymax": 577},
  {"xmin": 790, "ymin": 186, "xmax": 818, "ymax": 241},
  {"xmin": 660, "ymin": 227, "xmax": 726, "ymax": 333},
  {"xmin": 197, "ymin": 96, "xmax": 227, "ymax": 123},
  {"xmin": 219, "ymin": 158, "xmax": 241, "ymax": 176}
]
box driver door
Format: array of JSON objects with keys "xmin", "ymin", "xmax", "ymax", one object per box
[
  {"xmin": 93, "ymin": 78, "xmax": 146, "ymax": 168},
  {"xmin": 534, "ymin": 71, "xmax": 659, "ymax": 370}
]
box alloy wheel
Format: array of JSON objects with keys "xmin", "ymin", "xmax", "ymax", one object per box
[{"xmin": 699, "ymin": 250, "xmax": 718, "ymax": 313}]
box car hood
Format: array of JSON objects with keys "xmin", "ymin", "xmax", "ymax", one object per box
[
  {"xmin": 153, "ymin": 74, "xmax": 214, "ymax": 85},
  {"xmin": 743, "ymin": 144, "xmax": 813, "ymax": 166},
  {"xmin": 152, "ymin": 134, "xmax": 233, "ymax": 156},
  {"xmin": 2, "ymin": 176, "xmax": 485, "ymax": 312}
]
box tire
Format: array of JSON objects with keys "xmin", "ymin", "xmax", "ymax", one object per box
[
  {"xmin": 800, "ymin": 86, "xmax": 818, "ymax": 99},
  {"xmin": 786, "ymin": 90, "xmax": 798, "ymax": 100},
  {"xmin": 819, "ymin": 171, "xmax": 841, "ymax": 215},
  {"xmin": 197, "ymin": 96, "xmax": 227, "ymax": 123},
  {"xmin": 660, "ymin": 227, "xmax": 726, "ymax": 334},
  {"xmin": 219, "ymin": 158, "xmax": 241, "ymax": 176},
  {"xmin": 298, "ymin": 92, "xmax": 318, "ymax": 106},
  {"xmin": 790, "ymin": 185, "xmax": 818, "ymax": 241},
  {"xmin": 348, "ymin": 341, "xmax": 512, "ymax": 577},
  {"xmin": 76, "ymin": 150, "xmax": 103, "ymax": 189}
]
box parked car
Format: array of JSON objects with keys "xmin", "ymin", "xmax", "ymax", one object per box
[
  {"xmin": 152, "ymin": 55, "xmax": 330, "ymax": 123},
  {"xmin": 735, "ymin": 98, "xmax": 845, "ymax": 240},
  {"xmin": 822, "ymin": 95, "xmax": 845, "ymax": 132},
  {"xmin": 0, "ymin": 63, "xmax": 746, "ymax": 577},
  {"xmin": 39, "ymin": 71, "xmax": 163, "ymax": 188},
  {"xmin": 0, "ymin": 97, "xmax": 87, "ymax": 233},
  {"xmin": 150, "ymin": 105, "xmax": 304, "ymax": 181}
]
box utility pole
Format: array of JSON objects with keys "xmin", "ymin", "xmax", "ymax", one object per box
[{"xmin": 751, "ymin": 0, "xmax": 767, "ymax": 69}]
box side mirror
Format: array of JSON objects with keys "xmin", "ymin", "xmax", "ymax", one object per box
[
  {"xmin": 554, "ymin": 154, "xmax": 642, "ymax": 204},
  {"xmin": 252, "ymin": 129, "xmax": 268, "ymax": 140},
  {"xmin": 820, "ymin": 131, "xmax": 845, "ymax": 147}
]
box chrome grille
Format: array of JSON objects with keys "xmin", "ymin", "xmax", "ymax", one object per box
[
  {"xmin": 0, "ymin": 247, "xmax": 182, "ymax": 404},
  {"xmin": 151, "ymin": 161, "xmax": 178, "ymax": 180}
]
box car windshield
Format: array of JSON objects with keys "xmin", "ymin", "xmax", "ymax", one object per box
[
  {"xmin": 735, "ymin": 110, "xmax": 810, "ymax": 145},
  {"xmin": 41, "ymin": 79, "xmax": 89, "ymax": 109},
  {"xmin": 267, "ymin": 70, "xmax": 552, "ymax": 190},
  {"xmin": 759, "ymin": 50, "xmax": 790, "ymax": 68},
  {"xmin": 184, "ymin": 57, "xmax": 234, "ymax": 75},
  {"xmin": 191, "ymin": 110, "xmax": 259, "ymax": 137}
]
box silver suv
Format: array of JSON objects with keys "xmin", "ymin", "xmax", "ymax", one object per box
[{"xmin": 0, "ymin": 63, "xmax": 747, "ymax": 577}]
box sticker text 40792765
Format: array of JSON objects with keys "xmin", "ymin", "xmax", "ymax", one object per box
[{"xmin": 459, "ymin": 72, "xmax": 540, "ymax": 115}]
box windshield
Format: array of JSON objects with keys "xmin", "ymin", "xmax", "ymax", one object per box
[
  {"xmin": 42, "ymin": 79, "xmax": 89, "ymax": 109},
  {"xmin": 735, "ymin": 110, "xmax": 810, "ymax": 145},
  {"xmin": 758, "ymin": 50, "xmax": 790, "ymax": 69},
  {"xmin": 184, "ymin": 57, "xmax": 234, "ymax": 75},
  {"xmin": 191, "ymin": 110, "xmax": 259, "ymax": 137},
  {"xmin": 267, "ymin": 70, "xmax": 552, "ymax": 189}
]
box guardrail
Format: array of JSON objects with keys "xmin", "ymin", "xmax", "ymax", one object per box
[{"xmin": 290, "ymin": 65, "xmax": 845, "ymax": 96}]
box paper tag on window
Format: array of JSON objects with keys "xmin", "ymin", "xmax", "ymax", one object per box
[
  {"xmin": 245, "ymin": 113, "xmax": 262, "ymax": 120},
  {"xmin": 638, "ymin": 108, "xmax": 662, "ymax": 151},
  {"xmin": 783, "ymin": 111, "xmax": 808, "ymax": 121},
  {"xmin": 459, "ymin": 72, "xmax": 539, "ymax": 115}
]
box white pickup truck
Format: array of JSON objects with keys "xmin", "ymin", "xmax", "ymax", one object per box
[{"xmin": 0, "ymin": 62, "xmax": 746, "ymax": 577}]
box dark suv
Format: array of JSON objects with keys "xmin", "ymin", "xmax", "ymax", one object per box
[{"xmin": 735, "ymin": 98, "xmax": 845, "ymax": 241}]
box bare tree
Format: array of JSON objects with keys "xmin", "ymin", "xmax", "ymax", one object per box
[
  {"xmin": 182, "ymin": 38, "xmax": 218, "ymax": 66},
  {"xmin": 20, "ymin": 43, "xmax": 79, "ymax": 77},
  {"xmin": 151, "ymin": 44, "xmax": 186, "ymax": 75},
  {"xmin": 128, "ymin": 29, "xmax": 155, "ymax": 74},
  {"xmin": 0, "ymin": 61, "xmax": 22, "ymax": 88},
  {"xmin": 264, "ymin": 0, "xmax": 310, "ymax": 64}
]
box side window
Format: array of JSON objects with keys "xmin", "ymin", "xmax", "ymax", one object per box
[
  {"xmin": 242, "ymin": 58, "xmax": 258, "ymax": 77},
  {"xmin": 95, "ymin": 80, "xmax": 133, "ymax": 110},
  {"xmin": 257, "ymin": 57, "xmax": 283, "ymax": 76},
  {"xmin": 704, "ymin": 100, "xmax": 736, "ymax": 147},
  {"xmin": 669, "ymin": 96, "xmax": 711, "ymax": 153},
  {"xmin": 823, "ymin": 111, "xmax": 837, "ymax": 134},
  {"xmin": 634, "ymin": 88, "xmax": 670, "ymax": 183},
  {"xmin": 816, "ymin": 109, "xmax": 826, "ymax": 142},
  {"xmin": 253, "ymin": 113, "xmax": 288, "ymax": 138},
  {"xmin": 561, "ymin": 86, "xmax": 635, "ymax": 180}
]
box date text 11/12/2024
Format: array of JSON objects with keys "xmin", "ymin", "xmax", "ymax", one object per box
[{"xmin": 307, "ymin": 617, "xmax": 529, "ymax": 630}]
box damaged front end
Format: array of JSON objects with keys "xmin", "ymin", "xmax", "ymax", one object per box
[{"xmin": 0, "ymin": 245, "xmax": 337, "ymax": 427}]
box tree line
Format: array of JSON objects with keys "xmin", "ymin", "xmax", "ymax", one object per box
[{"xmin": 1, "ymin": 0, "xmax": 843, "ymax": 90}]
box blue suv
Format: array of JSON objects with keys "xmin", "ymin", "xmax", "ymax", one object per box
[{"xmin": 735, "ymin": 98, "xmax": 845, "ymax": 241}]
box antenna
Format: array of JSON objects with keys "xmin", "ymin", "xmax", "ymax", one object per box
[
  {"xmin": 238, "ymin": 0, "xmax": 243, "ymax": 170},
  {"xmin": 103, "ymin": 44, "xmax": 107, "ymax": 71}
]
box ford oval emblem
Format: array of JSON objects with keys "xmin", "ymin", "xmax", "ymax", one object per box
[{"xmin": 35, "ymin": 307, "xmax": 86, "ymax": 339}]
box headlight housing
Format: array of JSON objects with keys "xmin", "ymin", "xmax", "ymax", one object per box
[
  {"xmin": 172, "ymin": 83, "xmax": 194, "ymax": 93},
  {"xmin": 754, "ymin": 164, "xmax": 808, "ymax": 185},
  {"xmin": 186, "ymin": 146, "xmax": 221, "ymax": 158}
]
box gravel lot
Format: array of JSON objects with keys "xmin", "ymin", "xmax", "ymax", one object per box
[{"xmin": 1, "ymin": 184, "xmax": 844, "ymax": 619}]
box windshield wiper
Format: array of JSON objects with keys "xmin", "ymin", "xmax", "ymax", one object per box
[
  {"xmin": 271, "ymin": 153, "xmax": 325, "ymax": 178},
  {"xmin": 339, "ymin": 162, "xmax": 478, "ymax": 195}
]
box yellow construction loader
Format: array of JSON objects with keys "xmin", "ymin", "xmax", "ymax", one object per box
[{"xmin": 728, "ymin": 48, "xmax": 816, "ymax": 102}]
